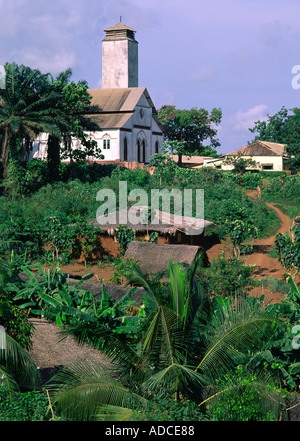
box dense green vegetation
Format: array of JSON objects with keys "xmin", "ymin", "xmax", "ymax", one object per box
[
  {"xmin": 0, "ymin": 164, "xmax": 300, "ymax": 421},
  {"xmin": 0, "ymin": 163, "xmax": 281, "ymax": 268}
]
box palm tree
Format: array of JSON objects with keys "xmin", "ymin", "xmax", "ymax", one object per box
[
  {"xmin": 0, "ymin": 62, "xmax": 61, "ymax": 180},
  {"xmin": 46, "ymin": 258, "xmax": 282, "ymax": 421}
]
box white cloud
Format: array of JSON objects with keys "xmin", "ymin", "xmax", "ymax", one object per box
[
  {"xmin": 19, "ymin": 49, "xmax": 79, "ymax": 75},
  {"xmin": 217, "ymin": 104, "xmax": 269, "ymax": 153},
  {"xmin": 227, "ymin": 104, "xmax": 268, "ymax": 133}
]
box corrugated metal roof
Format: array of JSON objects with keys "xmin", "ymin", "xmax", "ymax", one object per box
[
  {"xmin": 88, "ymin": 87, "xmax": 146, "ymax": 112},
  {"xmin": 86, "ymin": 87, "xmax": 163, "ymax": 131},
  {"xmin": 88, "ymin": 113, "xmax": 132, "ymax": 129},
  {"xmin": 171, "ymin": 155, "xmax": 213, "ymax": 164},
  {"xmin": 226, "ymin": 140, "xmax": 286, "ymax": 157}
]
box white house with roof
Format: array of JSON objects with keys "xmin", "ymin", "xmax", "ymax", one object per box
[
  {"xmin": 195, "ymin": 140, "xmax": 289, "ymax": 172},
  {"xmin": 30, "ymin": 21, "xmax": 163, "ymax": 165}
]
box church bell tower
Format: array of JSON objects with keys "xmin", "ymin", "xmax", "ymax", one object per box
[{"xmin": 102, "ymin": 21, "xmax": 138, "ymax": 89}]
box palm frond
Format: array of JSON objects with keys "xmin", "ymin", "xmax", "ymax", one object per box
[
  {"xmin": 140, "ymin": 305, "xmax": 180, "ymax": 368},
  {"xmin": 0, "ymin": 333, "xmax": 40, "ymax": 387},
  {"xmin": 168, "ymin": 260, "xmax": 186, "ymax": 321},
  {"xmin": 95, "ymin": 404, "xmax": 136, "ymax": 421},
  {"xmin": 143, "ymin": 362, "xmax": 206, "ymax": 398},
  {"xmin": 0, "ymin": 364, "xmax": 19, "ymax": 399},
  {"xmin": 195, "ymin": 296, "xmax": 280, "ymax": 382},
  {"xmin": 47, "ymin": 360, "xmax": 147, "ymax": 421}
]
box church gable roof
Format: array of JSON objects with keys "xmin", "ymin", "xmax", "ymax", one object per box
[
  {"xmin": 87, "ymin": 87, "xmax": 163, "ymax": 131},
  {"xmin": 88, "ymin": 87, "xmax": 151, "ymax": 113},
  {"xmin": 226, "ymin": 140, "xmax": 287, "ymax": 157}
]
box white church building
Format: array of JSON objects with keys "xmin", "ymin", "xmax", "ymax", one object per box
[{"xmin": 31, "ymin": 21, "xmax": 164, "ymax": 165}]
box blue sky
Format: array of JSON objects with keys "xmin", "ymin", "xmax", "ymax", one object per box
[{"xmin": 1, "ymin": 0, "xmax": 300, "ymax": 153}]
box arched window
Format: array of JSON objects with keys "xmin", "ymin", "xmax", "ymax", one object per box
[
  {"xmin": 142, "ymin": 139, "xmax": 146, "ymax": 163},
  {"xmin": 155, "ymin": 141, "xmax": 159, "ymax": 154},
  {"xmin": 102, "ymin": 134, "xmax": 111, "ymax": 150},
  {"xmin": 137, "ymin": 139, "xmax": 141, "ymax": 162},
  {"xmin": 124, "ymin": 137, "xmax": 128, "ymax": 161}
]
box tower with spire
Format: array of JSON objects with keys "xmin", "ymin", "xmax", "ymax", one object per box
[{"xmin": 102, "ymin": 21, "xmax": 138, "ymax": 88}]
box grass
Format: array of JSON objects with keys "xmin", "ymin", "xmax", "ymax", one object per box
[
  {"xmin": 271, "ymin": 201, "xmax": 300, "ymax": 221},
  {"xmin": 263, "ymin": 276, "xmax": 290, "ymax": 295}
]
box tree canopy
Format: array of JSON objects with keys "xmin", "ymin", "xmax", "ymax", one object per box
[
  {"xmin": 0, "ymin": 62, "xmax": 61, "ymax": 179},
  {"xmin": 0, "ymin": 62, "xmax": 103, "ymax": 183},
  {"xmin": 157, "ymin": 105, "xmax": 222, "ymax": 157},
  {"xmin": 249, "ymin": 106, "xmax": 300, "ymax": 172}
]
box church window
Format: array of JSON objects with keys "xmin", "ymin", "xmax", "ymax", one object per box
[
  {"xmin": 137, "ymin": 139, "xmax": 141, "ymax": 162},
  {"xmin": 124, "ymin": 137, "xmax": 128, "ymax": 161},
  {"xmin": 142, "ymin": 139, "xmax": 146, "ymax": 163},
  {"xmin": 139, "ymin": 108, "xmax": 144, "ymax": 119},
  {"xmin": 155, "ymin": 141, "xmax": 159, "ymax": 154},
  {"xmin": 103, "ymin": 135, "xmax": 111, "ymax": 149}
]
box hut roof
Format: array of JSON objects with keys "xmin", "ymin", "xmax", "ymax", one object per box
[
  {"xmin": 124, "ymin": 241, "xmax": 202, "ymax": 273},
  {"xmin": 89, "ymin": 205, "xmax": 214, "ymax": 236},
  {"xmin": 226, "ymin": 140, "xmax": 287, "ymax": 157},
  {"xmin": 171, "ymin": 155, "xmax": 213, "ymax": 167}
]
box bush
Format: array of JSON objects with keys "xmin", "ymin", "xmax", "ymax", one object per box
[
  {"xmin": 0, "ymin": 297, "xmax": 34, "ymax": 350},
  {"xmin": 199, "ymin": 252, "xmax": 258, "ymax": 298},
  {"xmin": 0, "ymin": 388, "xmax": 51, "ymax": 421},
  {"xmin": 133, "ymin": 396, "xmax": 207, "ymax": 421},
  {"xmin": 240, "ymin": 172, "xmax": 262, "ymax": 189},
  {"xmin": 207, "ymin": 367, "xmax": 281, "ymax": 421},
  {"xmin": 263, "ymin": 175, "xmax": 300, "ymax": 202}
]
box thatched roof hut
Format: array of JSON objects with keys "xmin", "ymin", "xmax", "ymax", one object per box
[
  {"xmin": 89, "ymin": 205, "xmax": 214, "ymax": 236},
  {"xmin": 124, "ymin": 241, "xmax": 205, "ymax": 273}
]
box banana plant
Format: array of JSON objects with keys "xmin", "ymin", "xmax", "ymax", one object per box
[{"xmin": 10, "ymin": 262, "xmax": 143, "ymax": 350}]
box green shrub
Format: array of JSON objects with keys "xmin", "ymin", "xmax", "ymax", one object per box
[
  {"xmin": 133, "ymin": 396, "xmax": 207, "ymax": 421},
  {"xmin": 207, "ymin": 367, "xmax": 281, "ymax": 421},
  {"xmin": 264, "ymin": 276, "xmax": 290, "ymax": 295},
  {"xmin": 0, "ymin": 297, "xmax": 34, "ymax": 350},
  {"xmin": 199, "ymin": 252, "xmax": 258, "ymax": 298},
  {"xmin": 263, "ymin": 175, "xmax": 300, "ymax": 202},
  {"xmin": 0, "ymin": 388, "xmax": 51, "ymax": 421},
  {"xmin": 240, "ymin": 171, "xmax": 262, "ymax": 189}
]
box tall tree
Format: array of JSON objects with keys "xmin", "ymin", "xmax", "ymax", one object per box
[
  {"xmin": 47, "ymin": 69, "xmax": 103, "ymax": 181},
  {"xmin": 285, "ymin": 108, "xmax": 300, "ymax": 172},
  {"xmin": 249, "ymin": 106, "xmax": 300, "ymax": 172},
  {"xmin": 249, "ymin": 106, "xmax": 290, "ymax": 144},
  {"xmin": 0, "ymin": 62, "xmax": 61, "ymax": 180},
  {"xmin": 157, "ymin": 105, "xmax": 222, "ymax": 157}
]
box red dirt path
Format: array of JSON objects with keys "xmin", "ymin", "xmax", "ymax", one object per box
[{"xmin": 205, "ymin": 191, "xmax": 295, "ymax": 304}]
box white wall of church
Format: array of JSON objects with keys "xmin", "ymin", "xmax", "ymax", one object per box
[{"xmin": 30, "ymin": 127, "xmax": 162, "ymax": 164}]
